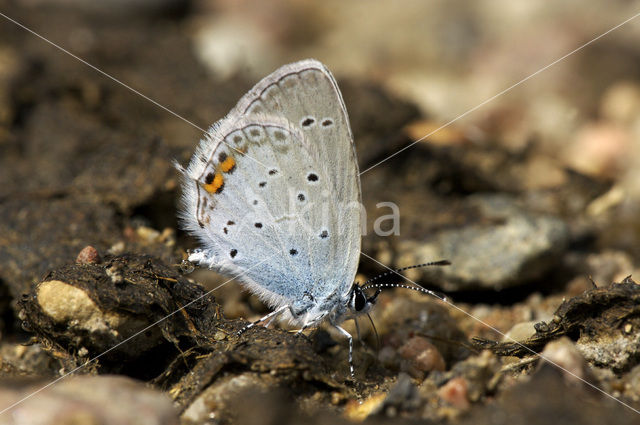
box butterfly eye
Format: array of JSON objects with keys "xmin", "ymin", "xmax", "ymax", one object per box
[{"xmin": 353, "ymin": 287, "xmax": 367, "ymax": 311}]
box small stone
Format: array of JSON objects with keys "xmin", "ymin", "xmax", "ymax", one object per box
[
  {"xmin": 75, "ymin": 245, "xmax": 101, "ymax": 264},
  {"xmin": 438, "ymin": 377, "xmax": 471, "ymax": 410},
  {"xmin": 344, "ymin": 392, "xmax": 386, "ymax": 421},
  {"xmin": 396, "ymin": 194, "xmax": 569, "ymax": 291},
  {"xmin": 541, "ymin": 337, "xmax": 590, "ymax": 383},
  {"xmin": 564, "ymin": 122, "xmax": 630, "ymax": 178},
  {"xmin": 0, "ymin": 375, "xmax": 178, "ymax": 424},
  {"xmin": 377, "ymin": 373, "xmax": 421, "ymax": 415},
  {"xmin": 136, "ymin": 225, "xmax": 161, "ymax": 242},
  {"xmin": 182, "ymin": 374, "xmax": 270, "ymax": 423},
  {"xmin": 109, "ymin": 241, "xmax": 125, "ymax": 254},
  {"xmin": 37, "ymin": 280, "xmax": 124, "ymax": 332},
  {"xmin": 397, "ymin": 336, "xmax": 445, "ymax": 377},
  {"xmin": 502, "ymin": 321, "xmax": 537, "ymax": 342}
]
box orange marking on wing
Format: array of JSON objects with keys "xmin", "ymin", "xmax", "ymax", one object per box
[
  {"xmin": 204, "ymin": 173, "xmax": 224, "ymax": 194},
  {"xmin": 220, "ymin": 156, "xmax": 236, "ymax": 173}
]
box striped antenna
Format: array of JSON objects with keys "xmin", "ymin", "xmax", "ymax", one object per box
[
  {"xmin": 361, "ymin": 260, "xmax": 450, "ymax": 302},
  {"xmin": 361, "ymin": 260, "xmax": 450, "ymax": 286}
]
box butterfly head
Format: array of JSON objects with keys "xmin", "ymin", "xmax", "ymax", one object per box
[
  {"xmin": 343, "ymin": 260, "xmax": 452, "ymax": 320},
  {"xmin": 346, "ymin": 283, "xmax": 381, "ymax": 317}
]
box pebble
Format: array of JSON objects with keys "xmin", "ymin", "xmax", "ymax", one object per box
[
  {"xmin": 75, "ymin": 245, "xmax": 101, "ymax": 264},
  {"xmin": 438, "ymin": 377, "xmax": 470, "ymax": 410}
]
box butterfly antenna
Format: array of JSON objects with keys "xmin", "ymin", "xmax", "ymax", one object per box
[
  {"xmin": 362, "ymin": 282, "xmax": 449, "ymax": 303},
  {"xmin": 361, "ymin": 260, "xmax": 450, "ymax": 287}
]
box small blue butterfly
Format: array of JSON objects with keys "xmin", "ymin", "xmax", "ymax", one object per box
[{"xmin": 176, "ymin": 59, "xmax": 448, "ymax": 377}]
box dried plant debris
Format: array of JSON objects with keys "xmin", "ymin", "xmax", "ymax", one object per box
[
  {"xmin": 161, "ymin": 326, "xmax": 342, "ymax": 416},
  {"xmin": 19, "ymin": 253, "xmax": 219, "ymax": 378},
  {"xmin": 472, "ymin": 277, "xmax": 640, "ymax": 371},
  {"xmin": 18, "ymin": 252, "xmax": 349, "ymax": 414}
]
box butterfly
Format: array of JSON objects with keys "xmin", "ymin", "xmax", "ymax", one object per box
[{"xmin": 176, "ymin": 59, "xmax": 447, "ymax": 376}]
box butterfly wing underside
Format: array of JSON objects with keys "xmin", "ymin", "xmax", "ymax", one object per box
[{"xmin": 179, "ymin": 60, "xmax": 361, "ymax": 315}]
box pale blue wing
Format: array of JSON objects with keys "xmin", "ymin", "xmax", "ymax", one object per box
[{"xmin": 179, "ymin": 60, "xmax": 361, "ymax": 315}]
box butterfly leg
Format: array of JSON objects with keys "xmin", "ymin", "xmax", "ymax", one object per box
[
  {"xmin": 237, "ymin": 305, "xmax": 290, "ymax": 335},
  {"xmin": 294, "ymin": 312, "xmax": 326, "ymax": 335},
  {"xmin": 334, "ymin": 324, "xmax": 355, "ymax": 379},
  {"xmin": 263, "ymin": 315, "xmax": 278, "ymax": 328}
]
